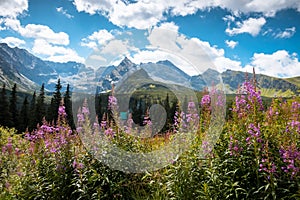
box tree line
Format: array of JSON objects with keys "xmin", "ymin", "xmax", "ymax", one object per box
[
  {"xmin": 96, "ymin": 90, "xmax": 183, "ymax": 134},
  {"xmin": 0, "ymin": 79, "xmax": 74, "ymax": 133}
]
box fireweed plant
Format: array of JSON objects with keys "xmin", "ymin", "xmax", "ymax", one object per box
[{"xmin": 0, "ymin": 81, "xmax": 299, "ymax": 199}]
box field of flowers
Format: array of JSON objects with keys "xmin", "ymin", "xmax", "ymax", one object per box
[{"xmin": 0, "ymin": 81, "xmax": 299, "ymax": 199}]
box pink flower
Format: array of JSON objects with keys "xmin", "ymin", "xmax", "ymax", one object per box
[
  {"xmin": 201, "ymin": 95, "xmax": 210, "ymax": 107},
  {"xmin": 58, "ymin": 105, "xmax": 67, "ymax": 116}
]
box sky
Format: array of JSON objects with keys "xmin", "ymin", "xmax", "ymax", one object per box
[{"xmin": 0, "ymin": 0, "xmax": 300, "ymax": 77}]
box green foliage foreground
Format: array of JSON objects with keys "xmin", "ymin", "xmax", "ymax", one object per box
[{"xmin": 0, "ymin": 81, "xmax": 299, "ymax": 200}]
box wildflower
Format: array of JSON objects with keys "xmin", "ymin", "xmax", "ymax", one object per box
[
  {"xmin": 77, "ymin": 108, "xmax": 84, "ymax": 123},
  {"xmin": 72, "ymin": 160, "xmax": 77, "ymax": 168},
  {"xmin": 82, "ymin": 106, "xmax": 90, "ymax": 115},
  {"xmin": 259, "ymin": 160, "xmax": 277, "ymax": 174},
  {"xmin": 93, "ymin": 116, "xmax": 100, "ymax": 131},
  {"xmin": 188, "ymin": 101, "xmax": 196, "ymax": 110},
  {"xmin": 108, "ymin": 95, "xmax": 118, "ymax": 110},
  {"xmin": 280, "ymin": 145, "xmax": 300, "ymax": 178},
  {"xmin": 58, "ymin": 105, "xmax": 67, "ymax": 116},
  {"xmin": 104, "ymin": 128, "xmax": 115, "ymax": 137},
  {"xmin": 247, "ymin": 123, "xmax": 261, "ymax": 139},
  {"xmin": 229, "ymin": 135, "xmax": 243, "ymax": 156},
  {"xmin": 100, "ymin": 120, "xmax": 107, "ymax": 128},
  {"xmin": 201, "ymin": 95, "xmax": 210, "ymax": 107},
  {"xmin": 72, "ymin": 160, "xmax": 84, "ymax": 170}
]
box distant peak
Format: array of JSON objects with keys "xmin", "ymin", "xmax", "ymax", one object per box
[
  {"xmin": 203, "ymin": 68, "xmax": 219, "ymax": 74},
  {"xmin": 120, "ymin": 56, "xmax": 132, "ymax": 64},
  {"xmin": 157, "ymin": 60, "xmax": 175, "ymax": 66}
]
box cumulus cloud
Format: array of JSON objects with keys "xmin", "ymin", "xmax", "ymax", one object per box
[
  {"xmin": 0, "ymin": 37, "xmax": 26, "ymax": 48},
  {"xmin": 73, "ymin": 0, "xmax": 165, "ymax": 29},
  {"xmin": 100, "ymin": 39, "xmax": 132, "ymax": 56},
  {"xmin": 84, "ymin": 21, "xmax": 300, "ymax": 78},
  {"xmin": 244, "ymin": 50, "xmax": 300, "ymax": 77},
  {"xmin": 0, "ymin": 0, "xmax": 28, "ymax": 18},
  {"xmin": 222, "ymin": 15, "xmax": 235, "ymax": 22},
  {"xmin": 275, "ymin": 27, "xmax": 296, "ymax": 38},
  {"xmin": 4, "ymin": 18, "xmax": 69, "ymax": 45},
  {"xmin": 72, "ymin": 0, "xmax": 300, "ymax": 29},
  {"xmin": 226, "ymin": 17, "xmax": 266, "ymax": 36},
  {"xmin": 81, "ymin": 29, "xmax": 115, "ymax": 50},
  {"xmin": 56, "ymin": 7, "xmax": 74, "ymax": 19},
  {"xmin": 32, "ymin": 39, "xmax": 84, "ymax": 63},
  {"xmin": 140, "ymin": 22, "xmax": 242, "ymax": 75},
  {"xmin": 225, "ymin": 40, "xmax": 238, "ymax": 49}
]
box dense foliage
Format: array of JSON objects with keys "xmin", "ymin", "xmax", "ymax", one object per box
[
  {"xmin": 0, "ymin": 81, "xmax": 299, "ymax": 199},
  {"xmin": 0, "ymin": 80, "xmax": 73, "ymax": 133}
]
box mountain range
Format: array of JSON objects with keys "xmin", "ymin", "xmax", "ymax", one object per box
[{"xmin": 0, "ymin": 42, "xmax": 299, "ymax": 97}]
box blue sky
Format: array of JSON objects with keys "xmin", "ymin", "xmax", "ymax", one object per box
[{"xmin": 0, "ymin": 0, "xmax": 300, "ymax": 77}]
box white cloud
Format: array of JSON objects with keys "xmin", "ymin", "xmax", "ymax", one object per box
[
  {"xmin": 32, "ymin": 39, "xmax": 84, "ymax": 63},
  {"xmin": 73, "ymin": 0, "xmax": 113, "ymax": 15},
  {"xmin": 4, "ymin": 18, "xmax": 69, "ymax": 45},
  {"xmin": 81, "ymin": 29, "xmax": 115, "ymax": 49},
  {"xmin": 225, "ymin": 40, "xmax": 238, "ymax": 49},
  {"xmin": 100, "ymin": 39, "xmax": 133, "ymax": 56},
  {"xmin": 143, "ymin": 22, "xmax": 243, "ymax": 75},
  {"xmin": 56, "ymin": 7, "xmax": 74, "ymax": 19},
  {"xmin": 0, "ymin": 0, "xmax": 28, "ymax": 18},
  {"xmin": 226, "ymin": 17, "xmax": 266, "ymax": 36},
  {"xmin": 84, "ymin": 38, "xmax": 138, "ymax": 69},
  {"xmin": 275, "ymin": 27, "xmax": 296, "ymax": 38},
  {"xmin": 89, "ymin": 54, "xmax": 107, "ymax": 62},
  {"xmin": 244, "ymin": 50, "xmax": 300, "ymax": 77},
  {"xmin": 83, "ymin": 21, "xmax": 300, "ymax": 78},
  {"xmin": 74, "ymin": 0, "xmax": 165, "ymax": 29},
  {"xmin": 222, "ymin": 15, "xmax": 235, "ymax": 22},
  {"xmin": 81, "ymin": 41, "xmax": 97, "ymax": 49},
  {"xmin": 235, "ymin": 0, "xmax": 300, "ymax": 17},
  {"xmin": 0, "ymin": 36, "xmax": 26, "ymax": 48},
  {"xmin": 73, "ymin": 0, "xmax": 300, "ymax": 29},
  {"xmin": 109, "ymin": 1, "xmax": 166, "ymax": 29}
]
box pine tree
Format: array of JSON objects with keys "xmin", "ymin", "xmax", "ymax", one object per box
[
  {"xmin": 164, "ymin": 93, "xmax": 171, "ymax": 130},
  {"xmin": 0, "ymin": 84, "xmax": 12, "ymax": 127},
  {"xmin": 35, "ymin": 83, "xmax": 46, "ymax": 126},
  {"xmin": 19, "ymin": 96, "xmax": 29, "ymax": 132},
  {"xmin": 64, "ymin": 84, "xmax": 75, "ymax": 129},
  {"xmin": 170, "ymin": 98, "xmax": 179, "ymax": 124},
  {"xmin": 46, "ymin": 97, "xmax": 55, "ymax": 123},
  {"xmin": 29, "ymin": 91, "xmax": 36, "ymax": 130},
  {"xmin": 53, "ymin": 79, "xmax": 62, "ymax": 122},
  {"xmin": 9, "ymin": 83, "xmax": 18, "ymax": 128}
]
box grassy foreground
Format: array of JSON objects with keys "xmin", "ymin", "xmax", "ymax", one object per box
[{"xmin": 0, "ymin": 81, "xmax": 299, "ymax": 199}]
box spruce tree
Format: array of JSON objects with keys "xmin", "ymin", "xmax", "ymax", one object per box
[
  {"xmin": 19, "ymin": 96, "xmax": 29, "ymax": 132},
  {"xmin": 64, "ymin": 84, "xmax": 75, "ymax": 129},
  {"xmin": 9, "ymin": 83, "xmax": 18, "ymax": 128},
  {"xmin": 164, "ymin": 93, "xmax": 171, "ymax": 130},
  {"xmin": 53, "ymin": 79, "xmax": 62, "ymax": 122},
  {"xmin": 0, "ymin": 84, "xmax": 12, "ymax": 127},
  {"xmin": 35, "ymin": 83, "xmax": 46, "ymax": 126},
  {"xmin": 29, "ymin": 91, "xmax": 36, "ymax": 130},
  {"xmin": 170, "ymin": 98, "xmax": 179, "ymax": 125},
  {"xmin": 46, "ymin": 97, "xmax": 55, "ymax": 123}
]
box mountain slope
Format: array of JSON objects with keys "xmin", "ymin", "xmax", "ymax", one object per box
[
  {"xmin": 221, "ymin": 69, "xmax": 300, "ymax": 96},
  {"xmin": 0, "ymin": 43, "xmax": 299, "ymax": 97},
  {"xmin": 0, "ymin": 43, "xmax": 88, "ymax": 91},
  {"xmin": 97, "ymin": 57, "xmax": 300, "ymax": 97}
]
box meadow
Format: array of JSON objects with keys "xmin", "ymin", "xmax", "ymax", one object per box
[{"xmin": 0, "ymin": 80, "xmax": 299, "ymax": 199}]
